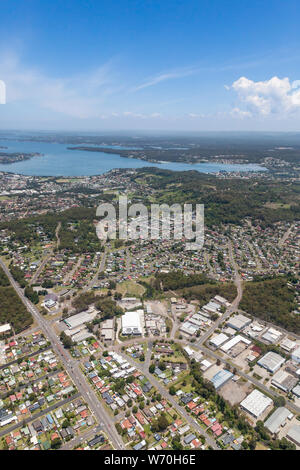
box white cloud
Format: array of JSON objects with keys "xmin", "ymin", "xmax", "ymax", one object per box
[
  {"xmin": 230, "ymin": 107, "xmax": 252, "ymax": 118},
  {"xmin": 131, "ymin": 67, "xmax": 196, "ymax": 92},
  {"xmin": 228, "ymin": 76, "xmax": 300, "ymax": 116},
  {"xmin": 0, "ymin": 51, "xmax": 122, "ymax": 118}
]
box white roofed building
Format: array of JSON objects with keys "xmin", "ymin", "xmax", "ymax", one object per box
[
  {"xmin": 121, "ymin": 310, "xmax": 143, "ymax": 336},
  {"xmin": 240, "ymin": 389, "xmax": 273, "ymax": 419}
]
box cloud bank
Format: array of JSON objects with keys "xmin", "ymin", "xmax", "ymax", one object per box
[{"xmin": 228, "ymin": 76, "xmax": 300, "ymax": 117}]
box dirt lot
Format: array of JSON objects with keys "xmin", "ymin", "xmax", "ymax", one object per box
[
  {"xmin": 146, "ymin": 300, "xmax": 168, "ymax": 316},
  {"xmin": 219, "ymin": 379, "xmax": 252, "ymax": 406}
]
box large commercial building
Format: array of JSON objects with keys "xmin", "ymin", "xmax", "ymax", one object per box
[
  {"xmin": 227, "ymin": 314, "xmax": 251, "ymax": 331},
  {"xmin": 287, "ymin": 425, "xmax": 300, "ymax": 447},
  {"xmin": 257, "ymin": 351, "xmax": 286, "ymax": 373},
  {"xmin": 179, "ymin": 321, "xmax": 198, "ymax": 336},
  {"xmin": 121, "ymin": 310, "xmax": 143, "ymax": 336},
  {"xmin": 280, "ymin": 338, "xmax": 297, "ymax": 353},
  {"xmin": 210, "ymin": 333, "xmax": 229, "ymax": 348},
  {"xmin": 261, "ymin": 327, "xmax": 282, "ymax": 344},
  {"xmin": 100, "ymin": 319, "xmax": 114, "ymax": 342},
  {"xmin": 291, "ymin": 346, "xmax": 300, "ymax": 364},
  {"xmin": 264, "ymin": 407, "xmax": 291, "ymax": 435},
  {"xmin": 240, "ymin": 389, "xmax": 273, "ymax": 418},
  {"xmin": 211, "ymin": 369, "xmax": 234, "ymax": 390},
  {"xmin": 271, "ymin": 370, "xmax": 298, "ymax": 393},
  {"xmin": 220, "ymin": 335, "xmax": 251, "ymax": 354},
  {"xmin": 292, "ymin": 384, "xmax": 300, "ymax": 398},
  {"xmin": 64, "ymin": 307, "xmax": 98, "ymax": 329}
]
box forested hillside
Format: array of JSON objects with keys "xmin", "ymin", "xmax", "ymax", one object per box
[
  {"xmin": 240, "ymin": 277, "xmax": 299, "ymax": 334},
  {"xmin": 0, "ymin": 267, "xmax": 33, "ymax": 333}
]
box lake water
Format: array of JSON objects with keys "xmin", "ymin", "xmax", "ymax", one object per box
[{"xmin": 0, "ymin": 139, "xmax": 267, "ymax": 176}]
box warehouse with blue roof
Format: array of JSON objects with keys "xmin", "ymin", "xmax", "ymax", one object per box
[{"xmin": 211, "ymin": 369, "xmax": 234, "ymax": 389}]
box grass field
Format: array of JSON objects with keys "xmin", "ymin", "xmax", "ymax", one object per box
[{"xmin": 116, "ymin": 280, "xmax": 146, "ymax": 297}]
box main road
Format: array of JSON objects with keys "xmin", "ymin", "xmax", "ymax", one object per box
[
  {"xmin": 197, "ymin": 240, "xmax": 243, "ymax": 346},
  {"xmin": 0, "ymin": 259, "xmax": 124, "ymax": 450}
]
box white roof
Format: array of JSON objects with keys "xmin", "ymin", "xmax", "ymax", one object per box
[
  {"xmin": 240, "ymin": 389, "xmax": 273, "ymax": 418},
  {"xmin": 0, "ymin": 324, "xmax": 11, "ymax": 334},
  {"xmin": 201, "ymin": 359, "xmax": 212, "ymax": 370},
  {"xmin": 220, "ymin": 334, "xmax": 251, "ymax": 352},
  {"xmin": 210, "ymin": 333, "xmax": 229, "ymax": 347},
  {"xmin": 280, "ymin": 338, "xmax": 296, "ymax": 352},
  {"xmin": 214, "ymin": 295, "xmax": 228, "ymax": 304},
  {"xmin": 183, "ymin": 346, "xmax": 194, "ymax": 356},
  {"xmin": 121, "ymin": 310, "xmax": 142, "ymax": 333},
  {"xmin": 64, "ymin": 308, "xmax": 98, "ymax": 329},
  {"xmin": 292, "ymin": 346, "xmax": 300, "ymax": 359}
]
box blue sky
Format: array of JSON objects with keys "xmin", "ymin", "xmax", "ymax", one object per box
[{"xmin": 0, "ymin": 0, "xmax": 300, "ymax": 131}]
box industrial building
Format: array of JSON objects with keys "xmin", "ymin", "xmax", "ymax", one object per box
[
  {"xmin": 220, "ymin": 335, "xmax": 251, "ymax": 354},
  {"xmin": 240, "ymin": 389, "xmax": 273, "ymax": 418},
  {"xmin": 292, "ymin": 384, "xmax": 300, "ymax": 398},
  {"xmin": 121, "ymin": 310, "xmax": 143, "ymax": 336},
  {"xmin": 257, "ymin": 351, "xmax": 286, "ymax": 373},
  {"xmin": 287, "ymin": 425, "xmax": 300, "ymax": 447},
  {"xmin": 210, "ymin": 333, "xmax": 229, "ymax": 348},
  {"xmin": 261, "ymin": 327, "xmax": 282, "ymax": 344},
  {"xmin": 280, "ymin": 338, "xmax": 297, "ymax": 353},
  {"xmin": 179, "ymin": 321, "xmax": 198, "ymax": 336},
  {"xmin": 264, "ymin": 407, "xmax": 291, "ymax": 435},
  {"xmin": 64, "ymin": 307, "xmax": 98, "ymax": 329},
  {"xmin": 100, "ymin": 319, "xmax": 114, "ymax": 342},
  {"xmin": 271, "ymin": 370, "xmax": 298, "ymax": 392},
  {"xmin": 291, "ymin": 346, "xmax": 300, "ymax": 364},
  {"xmin": 227, "ymin": 314, "xmax": 251, "ymax": 331},
  {"xmin": 211, "ymin": 369, "xmax": 234, "ymax": 390}
]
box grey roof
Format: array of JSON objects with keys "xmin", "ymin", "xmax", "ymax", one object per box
[
  {"xmin": 257, "ymin": 352, "xmax": 285, "ymax": 372},
  {"xmin": 264, "ymin": 407, "xmax": 290, "ymax": 434},
  {"xmin": 287, "ymin": 425, "xmax": 300, "ymax": 445},
  {"xmin": 184, "ymin": 433, "xmax": 196, "ymax": 444},
  {"xmin": 292, "ymin": 384, "xmax": 300, "ymax": 398}
]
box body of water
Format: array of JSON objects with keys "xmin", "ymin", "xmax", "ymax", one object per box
[{"xmin": 0, "ymin": 139, "xmax": 267, "ymax": 176}]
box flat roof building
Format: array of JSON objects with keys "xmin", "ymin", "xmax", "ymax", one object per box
[
  {"xmin": 261, "ymin": 327, "xmax": 282, "ymax": 344},
  {"xmin": 287, "ymin": 425, "xmax": 300, "ymax": 447},
  {"xmin": 257, "ymin": 351, "xmax": 285, "ymax": 373},
  {"xmin": 280, "ymin": 338, "xmax": 297, "ymax": 353},
  {"xmin": 210, "ymin": 333, "xmax": 229, "ymax": 348},
  {"xmin": 180, "ymin": 321, "xmax": 198, "ymax": 336},
  {"xmin": 220, "ymin": 335, "xmax": 251, "ymax": 353},
  {"xmin": 227, "ymin": 314, "xmax": 251, "ymax": 331},
  {"xmin": 211, "ymin": 369, "xmax": 234, "ymax": 390},
  {"xmin": 291, "ymin": 346, "xmax": 300, "ymax": 364},
  {"xmin": 121, "ymin": 310, "xmax": 143, "ymax": 336},
  {"xmin": 64, "ymin": 307, "xmax": 98, "ymax": 329},
  {"xmin": 240, "ymin": 389, "xmax": 273, "ymax": 418},
  {"xmin": 292, "ymin": 384, "xmax": 300, "ymax": 398},
  {"xmin": 271, "ymin": 370, "xmax": 298, "ymax": 392},
  {"xmin": 264, "ymin": 407, "xmax": 291, "ymax": 435}
]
